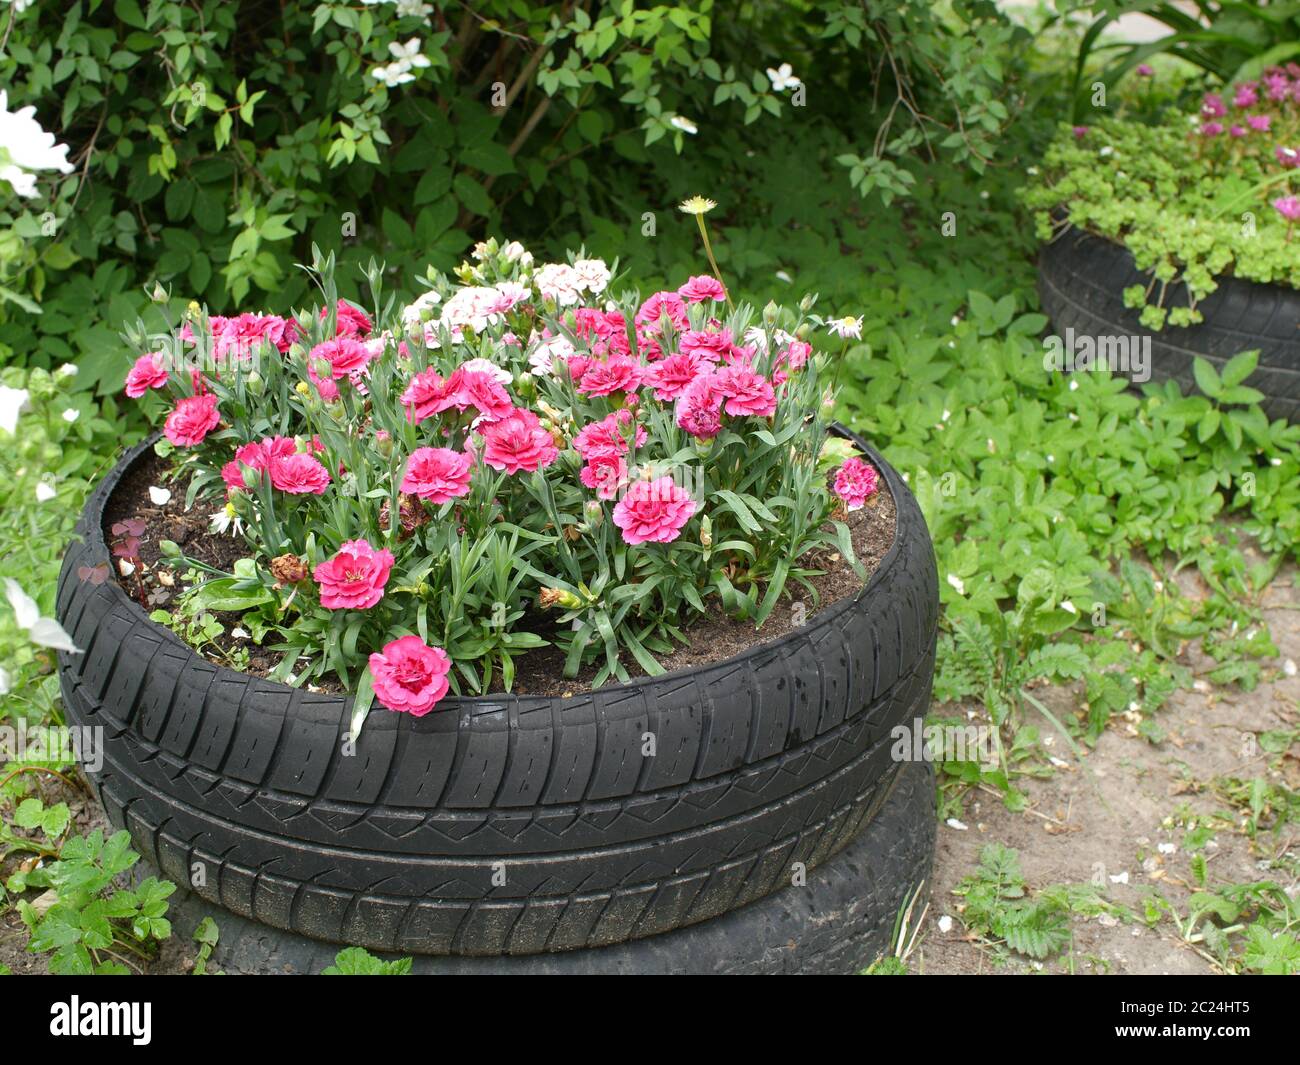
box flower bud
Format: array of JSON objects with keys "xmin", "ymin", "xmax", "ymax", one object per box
[
  {"xmin": 270, "ymin": 553, "xmax": 310, "ymax": 585},
  {"xmin": 700, "ymin": 514, "xmax": 713, "ymax": 550},
  {"xmin": 539, "ymin": 587, "xmax": 582, "ymax": 610}
]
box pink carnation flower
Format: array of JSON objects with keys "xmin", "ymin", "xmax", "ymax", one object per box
[
  {"xmin": 1273, "ymin": 196, "xmax": 1300, "ymax": 222},
  {"xmin": 643, "ymin": 352, "xmax": 706, "ymax": 401},
  {"xmin": 268, "ymin": 451, "xmax": 331, "ymax": 494},
  {"xmin": 401, "ymin": 367, "xmax": 464, "ymax": 424},
  {"xmin": 125, "ymin": 353, "xmax": 169, "ymax": 398},
  {"xmin": 612, "ymin": 476, "xmax": 697, "ymax": 545},
  {"xmin": 310, "ymin": 337, "xmax": 372, "ymax": 380},
  {"xmin": 222, "ymin": 436, "xmax": 297, "ymax": 492},
  {"xmin": 679, "ymin": 328, "xmax": 735, "ymax": 363},
  {"xmin": 314, "ymin": 539, "xmax": 395, "ymax": 611},
  {"xmin": 833, "ymin": 457, "xmax": 879, "ymax": 511},
  {"xmin": 324, "ymin": 299, "xmax": 373, "ymax": 338},
  {"xmin": 575, "ymin": 355, "xmax": 642, "ymax": 397},
  {"xmin": 674, "ymin": 376, "xmax": 723, "ymax": 439},
  {"xmin": 635, "ymin": 291, "xmax": 688, "ymax": 334},
  {"xmin": 458, "ymin": 368, "xmax": 514, "ymax": 422},
  {"xmin": 164, "ymin": 393, "xmax": 220, "ymax": 447},
  {"xmin": 579, "ymin": 451, "xmax": 629, "ymax": 500},
  {"xmin": 712, "ymin": 365, "xmax": 776, "ymax": 417},
  {"xmin": 481, "ymin": 409, "xmax": 559, "ymax": 474},
  {"xmin": 573, "ymin": 409, "xmax": 645, "ymax": 458},
  {"xmin": 677, "ymin": 275, "xmax": 727, "ymax": 304},
  {"xmin": 401, "ymin": 447, "xmax": 473, "ymax": 503},
  {"xmin": 369, "ymin": 635, "xmax": 452, "ymax": 717}
]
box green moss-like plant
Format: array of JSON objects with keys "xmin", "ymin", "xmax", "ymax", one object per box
[{"xmin": 1023, "ymin": 68, "xmax": 1300, "ymax": 330}]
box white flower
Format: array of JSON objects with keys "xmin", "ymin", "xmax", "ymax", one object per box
[
  {"xmin": 148, "ymin": 486, "xmax": 172, "ymax": 505},
  {"xmin": 1099, "ymin": 145, "xmax": 1114, "ymax": 157},
  {"xmin": 527, "ymin": 334, "xmax": 574, "ymax": 375},
  {"xmin": 4, "ymin": 578, "xmax": 80, "ymax": 653},
  {"xmin": 765, "ymin": 63, "xmax": 801, "ymax": 91},
  {"xmin": 61, "ymin": 408, "xmax": 79, "ymax": 423},
  {"xmin": 743, "ymin": 326, "xmax": 770, "ymax": 352},
  {"xmin": 668, "ymin": 115, "xmax": 698, "ymax": 135},
  {"xmin": 210, "ymin": 505, "xmax": 243, "ymax": 537},
  {"xmin": 394, "ymin": 0, "xmax": 433, "ymax": 15},
  {"xmin": 1109, "ymin": 871, "xmax": 1129, "ymax": 884},
  {"xmin": 533, "ymin": 262, "xmax": 584, "ymax": 306},
  {"xmin": 500, "ymin": 240, "xmax": 530, "ymax": 264},
  {"xmin": 0, "ymin": 385, "xmax": 30, "ymax": 433},
  {"xmin": 388, "ymin": 38, "xmax": 431, "ymax": 68},
  {"xmin": 827, "ymin": 315, "xmax": 862, "ymax": 339},
  {"xmin": 947, "ymin": 573, "xmax": 965, "ymax": 595},
  {"xmin": 573, "ymin": 258, "xmax": 611, "ymax": 295},
  {"xmin": 0, "ymin": 90, "xmax": 74, "ymax": 198},
  {"xmin": 371, "ymin": 62, "xmax": 415, "ymax": 88},
  {"xmin": 35, "ymin": 480, "xmax": 56, "ymax": 502},
  {"xmin": 56, "ymin": 363, "xmax": 77, "ymax": 377}
]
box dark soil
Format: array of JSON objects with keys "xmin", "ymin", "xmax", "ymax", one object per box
[{"xmin": 104, "ymin": 448, "xmax": 897, "ymax": 698}]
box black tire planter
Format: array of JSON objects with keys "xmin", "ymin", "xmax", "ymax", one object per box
[
  {"xmin": 56, "ymin": 429, "xmax": 939, "ymax": 960},
  {"xmin": 160, "ymin": 760, "xmax": 935, "ymax": 974},
  {"xmin": 1039, "ymin": 225, "xmax": 1300, "ymax": 422}
]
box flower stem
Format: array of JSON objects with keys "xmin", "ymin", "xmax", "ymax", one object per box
[{"xmin": 694, "ymin": 215, "xmax": 733, "ymax": 312}]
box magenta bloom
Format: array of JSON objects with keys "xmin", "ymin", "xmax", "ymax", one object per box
[
  {"xmin": 576, "ymin": 355, "xmax": 642, "ymax": 397},
  {"xmin": 1136, "ymin": 63, "xmax": 1154, "ymax": 77},
  {"xmin": 634, "ymin": 291, "xmax": 689, "ymax": 334},
  {"xmin": 202, "ymin": 313, "xmax": 297, "ymax": 360},
  {"xmin": 1275, "ymin": 146, "xmax": 1300, "ymax": 168},
  {"xmin": 481, "ymin": 409, "xmax": 558, "ymax": 474},
  {"xmin": 677, "ymin": 275, "xmax": 727, "ymax": 304},
  {"xmin": 313, "ymin": 539, "xmax": 395, "ymax": 610},
  {"xmin": 675, "ymin": 376, "xmax": 723, "ymax": 440},
  {"xmin": 643, "ymin": 352, "xmax": 706, "ymax": 401},
  {"xmin": 1071, "ymin": 125, "xmax": 1089, "ymax": 139},
  {"xmin": 833, "ymin": 457, "xmax": 879, "ymax": 511},
  {"xmin": 164, "ymin": 393, "xmax": 220, "ymax": 447},
  {"xmin": 712, "ymin": 365, "xmax": 776, "ymax": 417},
  {"xmin": 573, "ymin": 409, "xmax": 645, "ymax": 459},
  {"xmin": 1247, "ymin": 114, "xmax": 1271, "ymax": 132},
  {"xmin": 580, "ymin": 451, "xmax": 629, "ymax": 501},
  {"xmin": 268, "ymin": 451, "xmax": 331, "ymax": 494},
  {"xmin": 324, "ymin": 299, "xmax": 372, "ymax": 338},
  {"xmin": 401, "ymin": 367, "xmax": 463, "ymax": 423},
  {"xmin": 458, "ymin": 369, "xmax": 514, "ymax": 422},
  {"xmin": 310, "ymin": 337, "xmax": 371, "ymax": 380},
  {"xmin": 1272, "ymin": 196, "xmax": 1300, "ymax": 222},
  {"xmin": 1200, "ymin": 121, "xmax": 1223, "ymax": 137},
  {"xmin": 222, "ymin": 436, "xmax": 297, "ymax": 492},
  {"xmin": 125, "ymin": 353, "xmax": 169, "ymax": 398},
  {"xmin": 1201, "ymin": 93, "xmax": 1226, "ymax": 118},
  {"xmin": 400, "ymin": 447, "xmax": 473, "ymax": 503},
  {"xmin": 679, "ymin": 328, "xmax": 735, "ymax": 363},
  {"xmin": 612, "ymin": 476, "xmax": 698, "ymax": 546},
  {"xmin": 1232, "ymin": 84, "xmax": 1257, "ymax": 109},
  {"xmin": 369, "ymin": 635, "xmax": 452, "ymax": 717}
]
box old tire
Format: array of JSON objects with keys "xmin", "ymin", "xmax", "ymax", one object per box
[
  {"xmin": 1038, "ymin": 226, "xmax": 1300, "ymax": 422},
  {"xmin": 161, "ymin": 758, "xmax": 935, "ymax": 974},
  {"xmin": 56, "ymin": 429, "xmax": 938, "ymax": 957}
]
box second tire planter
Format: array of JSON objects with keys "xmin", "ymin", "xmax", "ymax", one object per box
[
  {"xmin": 57, "ymin": 430, "xmax": 939, "ymax": 962},
  {"xmin": 1039, "ymin": 226, "xmax": 1300, "ymax": 423}
]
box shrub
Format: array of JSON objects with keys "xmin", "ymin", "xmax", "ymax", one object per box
[
  {"xmin": 121, "ymin": 223, "xmax": 879, "ymax": 718},
  {"xmin": 0, "ymin": 0, "xmax": 1025, "ymax": 393},
  {"xmin": 1024, "ymin": 65, "xmax": 1300, "ymax": 329}
]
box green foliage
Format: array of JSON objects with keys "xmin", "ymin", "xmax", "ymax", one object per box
[
  {"xmin": 322, "ymin": 945, "xmax": 412, "ymax": 975},
  {"xmin": 14, "ymin": 828, "xmax": 175, "ymax": 975},
  {"xmin": 1, "ymin": 0, "xmax": 1031, "ymax": 396}
]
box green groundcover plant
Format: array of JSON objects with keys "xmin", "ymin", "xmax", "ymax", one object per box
[
  {"xmin": 1024, "ymin": 63, "xmax": 1300, "ymax": 329},
  {"xmin": 116, "ymin": 212, "xmax": 878, "ymax": 724}
]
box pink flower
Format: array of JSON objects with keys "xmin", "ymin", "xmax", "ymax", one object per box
[
  {"xmin": 268, "ymin": 451, "xmax": 331, "ymax": 494},
  {"xmin": 368, "ymin": 635, "xmax": 452, "ymax": 716},
  {"xmin": 677, "ymin": 275, "xmax": 727, "ymax": 304},
  {"xmin": 580, "ymin": 451, "xmax": 629, "ymax": 500},
  {"xmin": 612, "ymin": 476, "xmax": 697, "ymax": 545},
  {"xmin": 222, "ymin": 436, "xmax": 297, "ymax": 491},
  {"xmin": 833, "ymin": 457, "xmax": 879, "ymax": 511},
  {"xmin": 1201, "ymin": 93, "xmax": 1226, "ymax": 118},
  {"xmin": 163, "ymin": 393, "xmax": 220, "ymax": 447},
  {"xmin": 481, "ymin": 409, "xmax": 558, "ymax": 474},
  {"xmin": 314, "ymin": 538, "xmax": 395, "ymax": 611},
  {"xmin": 635, "ymin": 291, "xmax": 688, "ymax": 334},
  {"xmin": 575, "ymin": 355, "xmax": 642, "ymax": 397},
  {"xmin": 674, "ymin": 375, "xmax": 724, "ymax": 439},
  {"xmin": 1200, "ymin": 122, "xmax": 1223, "ymax": 137},
  {"xmin": 1071, "ymin": 125, "xmax": 1089, "ymax": 139},
  {"xmin": 1275, "ymin": 146, "xmax": 1300, "ymax": 168},
  {"xmin": 400, "ymin": 447, "xmax": 473, "ymax": 503},
  {"xmin": 458, "ymin": 368, "xmax": 514, "ymax": 422},
  {"xmin": 643, "ymin": 352, "xmax": 706, "ymax": 401},
  {"xmin": 401, "ymin": 367, "xmax": 464, "ymax": 423},
  {"xmin": 1272, "ymin": 196, "xmax": 1300, "ymax": 222},
  {"xmin": 1136, "ymin": 63, "xmax": 1154, "ymax": 77},
  {"xmin": 125, "ymin": 353, "xmax": 169, "ymax": 398},
  {"xmin": 573, "ymin": 409, "xmax": 645, "ymax": 458},
  {"xmin": 679, "ymin": 328, "xmax": 735, "ymax": 363},
  {"xmin": 310, "ymin": 337, "xmax": 372, "ymax": 380},
  {"xmin": 712, "ymin": 365, "xmax": 776, "ymax": 417},
  {"xmin": 201, "ymin": 313, "xmax": 298, "ymax": 360},
  {"xmin": 1233, "ymin": 84, "xmax": 1257, "ymax": 109},
  {"xmin": 1248, "ymin": 114, "xmax": 1271, "ymax": 132},
  {"xmin": 324, "ymin": 299, "xmax": 372, "ymax": 338}
]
